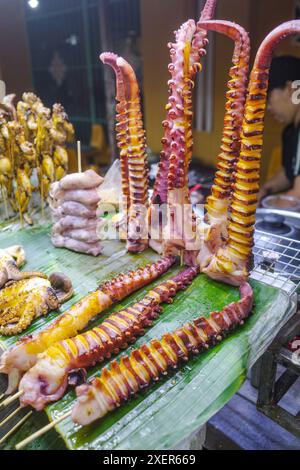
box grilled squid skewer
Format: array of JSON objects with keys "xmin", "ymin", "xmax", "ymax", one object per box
[
  {"xmin": 19, "ymin": 267, "xmax": 199, "ymax": 410},
  {"xmin": 0, "ymin": 256, "xmax": 175, "ymax": 393},
  {"xmin": 72, "ymin": 282, "xmax": 253, "ymax": 426}
]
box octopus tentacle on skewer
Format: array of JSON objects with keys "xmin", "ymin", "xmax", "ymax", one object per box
[
  {"xmin": 18, "ymin": 267, "xmax": 199, "ymax": 410},
  {"xmin": 149, "ymin": 0, "xmax": 216, "ymax": 257},
  {"xmin": 160, "ymin": 19, "xmax": 204, "ymax": 264},
  {"xmin": 203, "ymin": 20, "xmax": 300, "ymax": 286},
  {"xmin": 0, "ymin": 256, "xmax": 175, "ymax": 393},
  {"xmin": 72, "ymin": 282, "xmax": 253, "ymax": 426},
  {"xmin": 196, "ymin": 21, "xmax": 250, "ymax": 270},
  {"xmin": 100, "ymin": 52, "xmax": 149, "ymax": 253},
  {"xmin": 151, "ymin": 0, "xmax": 217, "ymax": 207}
]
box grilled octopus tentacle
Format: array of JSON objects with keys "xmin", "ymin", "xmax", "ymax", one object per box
[
  {"xmin": 196, "ymin": 21, "xmax": 250, "ymax": 268},
  {"xmin": 151, "ymin": 0, "xmax": 217, "ymax": 206},
  {"xmin": 100, "ymin": 52, "xmax": 149, "ymax": 253},
  {"xmin": 153, "ymin": 20, "xmax": 200, "ymax": 261},
  {"xmin": 19, "ymin": 267, "xmax": 199, "ymax": 410},
  {"xmin": 149, "ymin": 2, "xmax": 217, "ymax": 256},
  {"xmin": 72, "ymin": 282, "xmax": 253, "ymax": 426},
  {"xmin": 203, "ymin": 20, "xmax": 300, "ymax": 286},
  {"xmin": 0, "ymin": 256, "xmax": 175, "ymax": 393}
]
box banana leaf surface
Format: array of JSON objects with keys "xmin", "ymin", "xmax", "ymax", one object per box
[{"xmin": 0, "ymin": 225, "xmax": 295, "ymax": 450}]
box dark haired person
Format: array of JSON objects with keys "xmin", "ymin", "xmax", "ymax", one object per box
[{"xmin": 259, "ymin": 55, "xmax": 300, "ymax": 201}]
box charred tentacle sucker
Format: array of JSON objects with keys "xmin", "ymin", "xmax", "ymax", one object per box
[
  {"xmin": 0, "ymin": 256, "xmax": 175, "ymax": 392},
  {"xmin": 19, "ymin": 267, "xmax": 199, "ymax": 410},
  {"xmin": 100, "ymin": 52, "xmax": 149, "ymax": 253},
  {"xmin": 0, "ymin": 272, "xmax": 73, "ymax": 336},
  {"xmin": 196, "ymin": 21, "xmax": 250, "ymax": 269},
  {"xmin": 203, "ymin": 20, "xmax": 300, "ymax": 285},
  {"xmin": 72, "ymin": 282, "xmax": 253, "ymax": 426}
]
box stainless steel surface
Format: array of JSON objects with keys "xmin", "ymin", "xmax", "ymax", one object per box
[
  {"xmin": 261, "ymin": 195, "xmax": 300, "ymax": 212},
  {"xmin": 252, "ymin": 229, "xmax": 300, "ymax": 296},
  {"xmin": 256, "ymin": 207, "xmax": 300, "ymax": 221}
]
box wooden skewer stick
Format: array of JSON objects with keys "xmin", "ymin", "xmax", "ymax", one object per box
[
  {"xmin": 0, "ymin": 411, "xmax": 32, "ymax": 446},
  {"xmin": 0, "ymin": 390, "xmax": 23, "ymax": 409},
  {"xmin": 0, "ymin": 393, "xmax": 5, "ymax": 402},
  {"xmin": 17, "ymin": 189, "xmax": 23, "ymax": 229},
  {"xmin": 40, "ymin": 173, "xmax": 45, "ymax": 220},
  {"xmin": 1, "ymin": 184, "xmax": 8, "ymax": 219},
  {"xmin": 77, "ymin": 140, "xmax": 82, "ymax": 173},
  {"xmin": 16, "ymin": 410, "xmax": 72, "ymax": 450},
  {"xmin": 0, "ymin": 405, "xmax": 22, "ymax": 429},
  {"xmin": 180, "ymin": 250, "xmax": 184, "ymax": 267}
]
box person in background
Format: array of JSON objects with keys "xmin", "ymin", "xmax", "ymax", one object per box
[{"xmin": 259, "ymin": 56, "xmax": 300, "ymax": 201}]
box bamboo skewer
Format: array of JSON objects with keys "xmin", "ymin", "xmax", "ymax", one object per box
[
  {"xmin": 0, "ymin": 390, "xmax": 23, "ymax": 409},
  {"xmin": 0, "ymin": 411, "xmax": 32, "ymax": 446},
  {"xmin": 0, "ymin": 405, "xmax": 22, "ymax": 429},
  {"xmin": 1, "ymin": 184, "xmax": 8, "ymax": 219},
  {"xmin": 0, "ymin": 393, "xmax": 5, "ymax": 402},
  {"xmin": 77, "ymin": 140, "xmax": 82, "ymax": 173},
  {"xmin": 15, "ymin": 410, "xmax": 71, "ymax": 450},
  {"xmin": 40, "ymin": 173, "xmax": 45, "ymax": 220}
]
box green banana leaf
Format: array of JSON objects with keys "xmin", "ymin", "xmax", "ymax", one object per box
[{"xmin": 0, "ymin": 226, "xmax": 295, "ymax": 450}]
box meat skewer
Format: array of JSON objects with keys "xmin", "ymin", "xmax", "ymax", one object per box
[
  {"xmin": 18, "ymin": 267, "xmax": 199, "ymax": 410},
  {"xmin": 203, "ymin": 20, "xmax": 300, "ymax": 285},
  {"xmin": 0, "ymin": 256, "xmax": 175, "ymax": 394},
  {"xmin": 151, "ymin": 0, "xmax": 217, "ymax": 208},
  {"xmin": 197, "ymin": 21, "xmax": 250, "ymax": 270},
  {"xmin": 15, "ymin": 281, "xmax": 253, "ymax": 449},
  {"xmin": 100, "ymin": 53, "xmax": 149, "ymax": 253},
  {"xmin": 160, "ymin": 19, "xmax": 202, "ymax": 265}
]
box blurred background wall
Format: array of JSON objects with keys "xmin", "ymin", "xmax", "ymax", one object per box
[
  {"xmin": 141, "ymin": 0, "xmax": 300, "ymax": 181},
  {"xmin": 0, "ymin": 0, "xmax": 300, "ymax": 180}
]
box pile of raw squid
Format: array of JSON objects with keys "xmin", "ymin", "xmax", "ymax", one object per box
[
  {"xmin": 0, "ymin": 92, "xmax": 74, "ymax": 224},
  {"xmin": 1, "ymin": 0, "xmax": 300, "ymax": 444}
]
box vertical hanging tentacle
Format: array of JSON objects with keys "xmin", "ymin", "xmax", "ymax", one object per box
[
  {"xmin": 100, "ymin": 53, "xmax": 149, "ymax": 252},
  {"xmin": 161, "ymin": 20, "xmax": 201, "ymax": 262},
  {"xmin": 151, "ymin": 0, "xmax": 217, "ymax": 206},
  {"xmin": 195, "ymin": 21, "xmax": 250, "ymax": 269},
  {"xmin": 149, "ymin": 1, "xmax": 217, "ymax": 257},
  {"xmin": 204, "ymin": 20, "xmax": 300, "ymax": 286}
]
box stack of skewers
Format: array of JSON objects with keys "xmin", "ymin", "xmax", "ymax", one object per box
[
  {"xmin": 49, "ymin": 168, "xmax": 104, "ymax": 255},
  {"xmin": 0, "ymin": 93, "xmax": 74, "ymax": 225}
]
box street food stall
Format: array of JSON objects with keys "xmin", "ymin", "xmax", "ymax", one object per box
[{"xmin": 0, "ymin": 0, "xmax": 299, "ymax": 452}]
